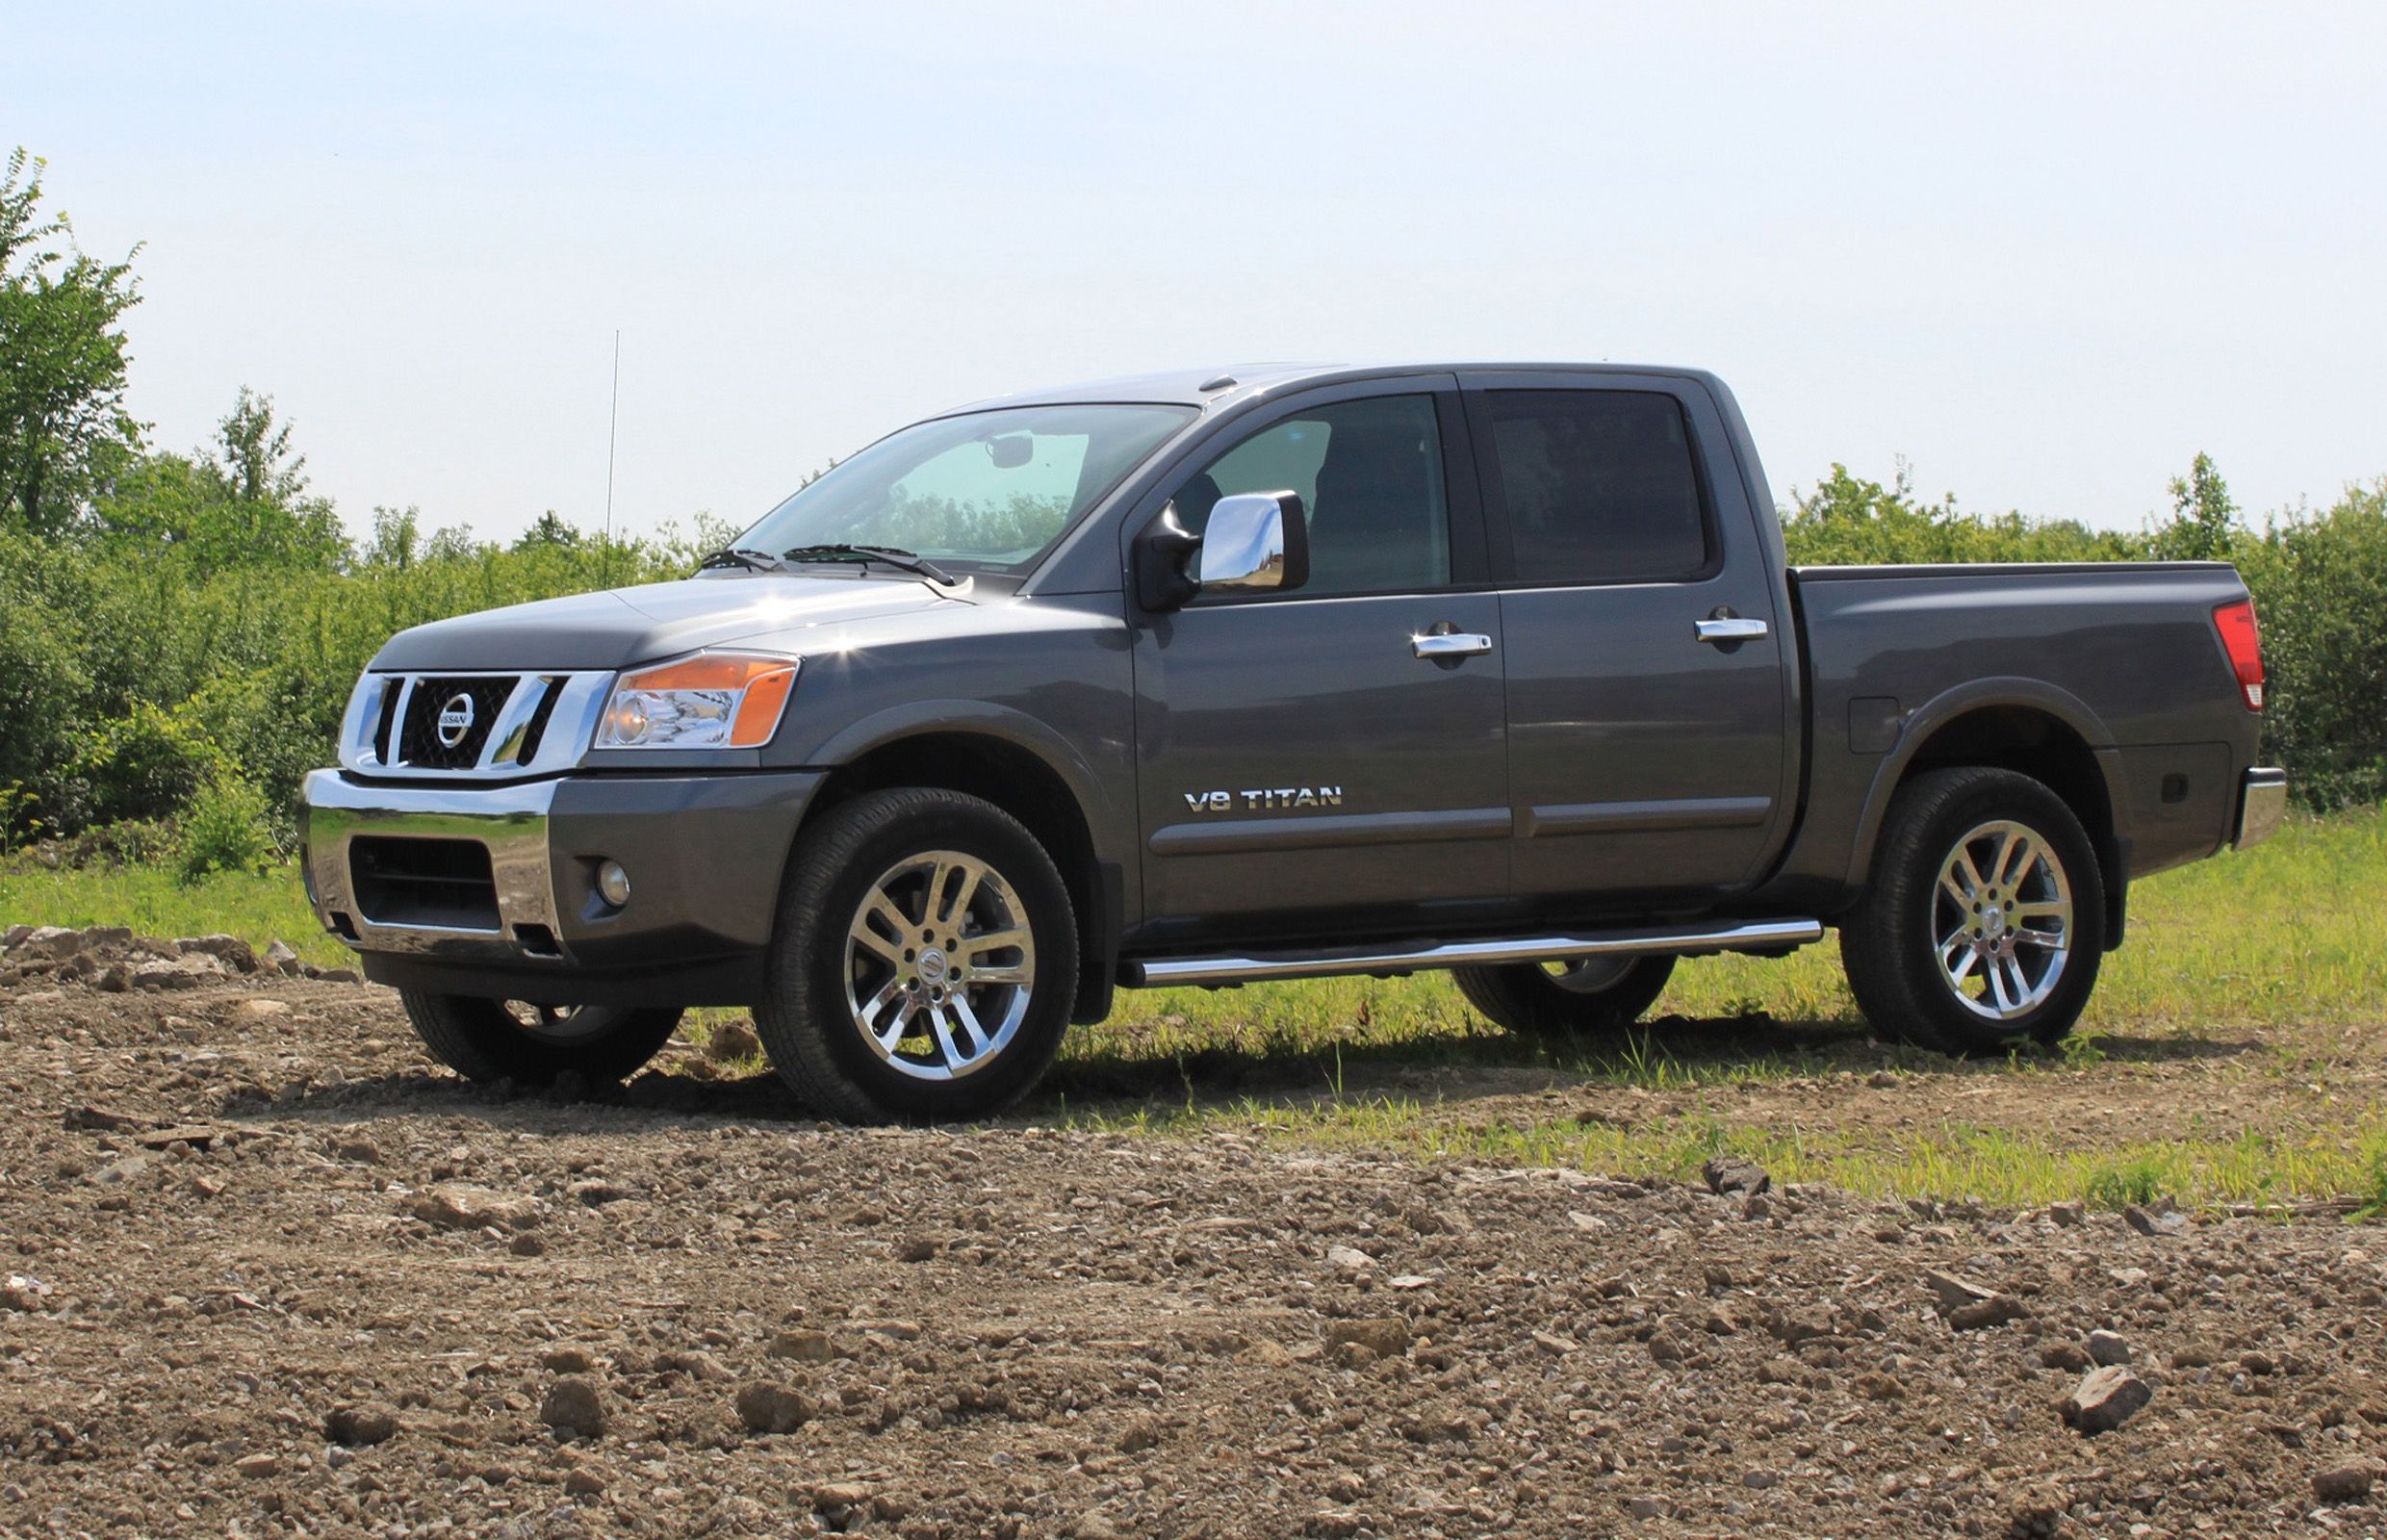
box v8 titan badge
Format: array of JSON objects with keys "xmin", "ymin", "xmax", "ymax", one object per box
[{"xmin": 1184, "ymin": 786, "xmax": 1344, "ymax": 812}]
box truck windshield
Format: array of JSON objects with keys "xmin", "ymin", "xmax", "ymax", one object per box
[{"xmin": 737, "ymin": 403, "xmax": 1196, "ymax": 576}]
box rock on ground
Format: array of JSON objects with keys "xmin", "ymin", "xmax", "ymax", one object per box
[
  {"xmin": 408, "ymin": 1184, "xmax": 541, "ymax": 1232},
  {"xmin": 2314, "ymin": 1463, "xmax": 2376, "ymax": 1503},
  {"xmin": 733, "ymin": 1381, "xmax": 814, "ymax": 1433},
  {"xmin": 2062, "ymin": 1366, "xmax": 2153, "ymax": 1433},
  {"xmin": 540, "ymin": 1376, "xmax": 607, "ymax": 1438},
  {"xmin": 323, "ymin": 1402, "xmax": 400, "ymax": 1447}
]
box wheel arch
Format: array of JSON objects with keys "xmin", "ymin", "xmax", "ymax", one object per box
[
  {"xmin": 799, "ymin": 709, "xmax": 1119, "ymax": 1022},
  {"xmin": 1844, "ymin": 680, "xmax": 2130, "ymax": 947}
]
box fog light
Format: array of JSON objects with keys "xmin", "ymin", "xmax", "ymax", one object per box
[{"xmin": 596, "ymin": 860, "xmax": 632, "ymax": 908}]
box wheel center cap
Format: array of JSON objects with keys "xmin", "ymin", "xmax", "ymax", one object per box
[
  {"xmin": 917, "ymin": 949, "xmax": 950, "ymax": 986},
  {"xmin": 1982, "ymin": 907, "xmax": 2007, "ymax": 937}
]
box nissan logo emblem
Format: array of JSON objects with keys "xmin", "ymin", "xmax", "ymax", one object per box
[{"xmin": 436, "ymin": 692, "xmax": 476, "ymax": 749}]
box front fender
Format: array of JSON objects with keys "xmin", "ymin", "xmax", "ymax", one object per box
[{"xmin": 801, "ymin": 698, "xmax": 1126, "ymax": 863}]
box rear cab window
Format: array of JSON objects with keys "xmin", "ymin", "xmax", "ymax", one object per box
[{"xmin": 1480, "ymin": 390, "xmax": 1711, "ymax": 585}]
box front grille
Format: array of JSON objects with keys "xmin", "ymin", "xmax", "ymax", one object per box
[
  {"xmin": 372, "ymin": 680, "xmax": 402, "ymax": 764},
  {"xmin": 349, "ymin": 836, "xmax": 500, "ymax": 930},
  {"xmin": 397, "ymin": 676, "xmax": 517, "ymax": 769},
  {"xmin": 511, "ymin": 677, "xmax": 566, "ymax": 765}
]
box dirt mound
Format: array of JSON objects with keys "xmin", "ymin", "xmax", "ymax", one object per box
[
  {"xmin": 0, "ymin": 922, "xmax": 350, "ymax": 992},
  {"xmin": 1, "ymin": 974, "xmax": 2383, "ymax": 1535}
]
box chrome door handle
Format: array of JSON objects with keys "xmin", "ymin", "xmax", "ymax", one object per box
[
  {"xmin": 1694, "ymin": 616, "xmax": 1769, "ymax": 644},
  {"xmin": 1413, "ymin": 631, "xmax": 1495, "ymax": 658}
]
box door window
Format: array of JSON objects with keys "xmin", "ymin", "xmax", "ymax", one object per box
[
  {"xmin": 1485, "ymin": 390, "xmax": 1709, "ymax": 584},
  {"xmin": 1168, "ymin": 395, "xmax": 1450, "ymax": 596}
]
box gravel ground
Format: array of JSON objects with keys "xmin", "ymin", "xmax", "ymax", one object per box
[{"xmin": 2, "ymin": 933, "xmax": 2385, "ymax": 1538}]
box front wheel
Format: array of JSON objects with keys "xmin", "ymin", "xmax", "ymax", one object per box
[
  {"xmin": 1450, "ymin": 954, "xmax": 1677, "ymax": 1037},
  {"xmin": 399, "ymin": 992, "xmax": 682, "ymax": 1085},
  {"xmin": 755, "ymin": 788, "xmax": 1078, "ymax": 1124},
  {"xmin": 1839, "ymin": 766, "xmax": 2105, "ymax": 1055}
]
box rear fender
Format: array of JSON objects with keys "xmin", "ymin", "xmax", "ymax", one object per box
[{"xmin": 1842, "ymin": 677, "xmax": 2132, "ymax": 942}]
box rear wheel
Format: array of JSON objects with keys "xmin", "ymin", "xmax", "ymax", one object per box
[
  {"xmin": 1450, "ymin": 954, "xmax": 1677, "ymax": 1037},
  {"xmin": 1839, "ymin": 766, "xmax": 2105, "ymax": 1055},
  {"xmin": 755, "ymin": 788, "xmax": 1077, "ymax": 1124},
  {"xmin": 399, "ymin": 992, "xmax": 682, "ymax": 1085}
]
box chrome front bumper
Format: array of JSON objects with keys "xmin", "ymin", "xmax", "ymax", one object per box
[
  {"xmin": 300, "ymin": 769, "xmax": 565, "ymax": 962},
  {"xmin": 2234, "ymin": 766, "xmax": 2288, "ymax": 851}
]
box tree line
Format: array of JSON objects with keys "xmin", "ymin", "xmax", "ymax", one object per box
[{"xmin": 2, "ymin": 147, "xmax": 2381, "ymax": 877}]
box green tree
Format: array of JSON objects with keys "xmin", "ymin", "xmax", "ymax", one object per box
[
  {"xmin": 2152, "ymin": 451, "xmax": 2238, "ymax": 560},
  {"xmin": 513, "ymin": 509, "xmax": 583, "ymax": 552},
  {"xmin": 89, "ymin": 388, "xmax": 346, "ymax": 571},
  {"xmin": 1782, "ymin": 461, "xmax": 2140, "ymax": 566},
  {"xmin": 2236, "ymin": 480, "xmax": 2387, "ymax": 808},
  {"xmin": 422, "ymin": 523, "xmax": 483, "ymax": 562},
  {"xmin": 359, "ymin": 504, "xmax": 423, "ymax": 570},
  {"xmin": 0, "ymin": 148, "xmax": 144, "ymax": 533},
  {"xmin": 210, "ymin": 386, "xmax": 308, "ymax": 507},
  {"xmin": 200, "ymin": 387, "xmax": 345, "ymax": 568}
]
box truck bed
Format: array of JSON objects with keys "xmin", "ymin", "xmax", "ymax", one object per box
[{"xmin": 1752, "ymin": 560, "xmax": 2262, "ymax": 917}]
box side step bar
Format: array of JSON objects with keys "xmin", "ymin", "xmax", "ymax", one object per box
[{"xmin": 1121, "ymin": 918, "xmax": 1824, "ymax": 988}]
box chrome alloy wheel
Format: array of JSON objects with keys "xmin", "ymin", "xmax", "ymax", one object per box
[
  {"xmin": 1933, "ymin": 818, "xmax": 2073, "ymax": 1020},
  {"xmin": 842, "ymin": 849, "xmax": 1035, "ymax": 1081},
  {"xmin": 1540, "ymin": 956, "xmax": 1638, "ymax": 994}
]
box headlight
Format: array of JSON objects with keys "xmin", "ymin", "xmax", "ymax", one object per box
[{"xmin": 594, "ymin": 653, "xmax": 800, "ymax": 750}]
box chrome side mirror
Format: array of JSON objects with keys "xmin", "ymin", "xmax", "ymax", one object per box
[{"xmin": 1196, "ymin": 492, "xmax": 1309, "ymax": 594}]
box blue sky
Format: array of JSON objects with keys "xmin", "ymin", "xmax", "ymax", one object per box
[{"xmin": 13, "ymin": 1, "xmax": 2384, "ymax": 542}]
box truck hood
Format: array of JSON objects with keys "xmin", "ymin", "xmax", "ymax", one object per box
[{"xmin": 369, "ymin": 573, "xmax": 962, "ymax": 673}]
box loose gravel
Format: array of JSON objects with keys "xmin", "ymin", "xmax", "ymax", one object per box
[{"xmin": 1, "ymin": 932, "xmax": 2384, "ymax": 1536}]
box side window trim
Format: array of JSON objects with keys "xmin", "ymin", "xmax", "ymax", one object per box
[
  {"xmin": 1461, "ymin": 381, "xmax": 1725, "ymax": 591},
  {"xmin": 1157, "ymin": 385, "xmax": 1489, "ymax": 608}
]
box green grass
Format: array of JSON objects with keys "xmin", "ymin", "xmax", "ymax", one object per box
[
  {"xmin": 1051, "ymin": 1098, "xmax": 2387, "ymax": 1214},
  {"xmin": 7, "ymin": 806, "xmax": 2384, "ymax": 1210},
  {"xmin": 1071, "ymin": 805, "xmax": 2387, "ymax": 1072},
  {"xmin": 0, "ymin": 859, "xmax": 348, "ymax": 966},
  {"xmin": 1056, "ymin": 806, "xmax": 2387, "ymax": 1210}
]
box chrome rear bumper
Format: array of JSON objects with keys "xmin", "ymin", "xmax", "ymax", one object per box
[{"xmin": 2234, "ymin": 766, "xmax": 2288, "ymax": 851}]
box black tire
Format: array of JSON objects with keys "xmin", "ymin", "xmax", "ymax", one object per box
[
  {"xmin": 398, "ymin": 992, "xmax": 682, "ymax": 1086},
  {"xmin": 755, "ymin": 788, "xmax": 1077, "ymax": 1124},
  {"xmin": 1839, "ymin": 766, "xmax": 2105, "ymax": 1056},
  {"xmin": 1450, "ymin": 955, "xmax": 1677, "ymax": 1037}
]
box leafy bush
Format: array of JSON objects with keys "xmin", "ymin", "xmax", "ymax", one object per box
[
  {"xmin": 0, "ymin": 519, "xmax": 710, "ymax": 840},
  {"xmin": 0, "ymin": 528, "xmax": 90, "ymax": 808},
  {"xmin": 64, "ymin": 700, "xmax": 219, "ymax": 829},
  {"xmin": 6, "ymin": 434, "xmax": 2384, "ymax": 851},
  {"xmin": 176, "ymin": 768, "xmax": 273, "ymax": 882},
  {"xmin": 2237, "ymin": 482, "xmax": 2387, "ymax": 808},
  {"xmin": 1785, "ymin": 463, "xmax": 2387, "ymax": 812},
  {"xmin": 1783, "ymin": 462, "xmax": 2142, "ymax": 566}
]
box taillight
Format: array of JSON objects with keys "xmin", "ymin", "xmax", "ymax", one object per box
[{"xmin": 2212, "ymin": 599, "xmax": 2264, "ymax": 711}]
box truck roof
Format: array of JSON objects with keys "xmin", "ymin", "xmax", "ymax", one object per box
[{"xmin": 944, "ymin": 362, "xmax": 1711, "ymax": 416}]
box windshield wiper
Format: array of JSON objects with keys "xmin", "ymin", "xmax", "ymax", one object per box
[
  {"xmin": 696, "ymin": 547, "xmax": 785, "ymax": 573},
  {"xmin": 782, "ymin": 543, "xmax": 959, "ymax": 585}
]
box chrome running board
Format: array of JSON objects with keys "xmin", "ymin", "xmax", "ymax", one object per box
[{"xmin": 1121, "ymin": 918, "xmax": 1824, "ymax": 988}]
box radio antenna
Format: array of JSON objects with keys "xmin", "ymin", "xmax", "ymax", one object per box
[{"xmin": 603, "ymin": 329, "xmax": 622, "ymax": 547}]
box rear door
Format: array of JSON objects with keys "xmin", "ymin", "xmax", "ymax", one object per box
[
  {"xmin": 1461, "ymin": 371, "xmax": 1791, "ymax": 908},
  {"xmin": 1128, "ymin": 377, "xmax": 1511, "ymax": 939}
]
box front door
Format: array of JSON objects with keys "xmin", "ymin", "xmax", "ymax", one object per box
[
  {"xmin": 1130, "ymin": 383, "xmax": 1511, "ymax": 939},
  {"xmin": 1463, "ymin": 372, "xmax": 1791, "ymax": 909}
]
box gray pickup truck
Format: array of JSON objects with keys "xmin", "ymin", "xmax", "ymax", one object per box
[{"xmin": 299, "ymin": 364, "xmax": 2284, "ymax": 1121}]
